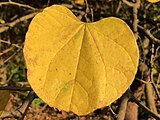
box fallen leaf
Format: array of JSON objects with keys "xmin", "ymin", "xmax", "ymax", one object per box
[
  {"xmin": 147, "ymin": 0, "xmax": 160, "ymax": 3},
  {"xmin": 75, "ymin": 0, "xmax": 84, "ymax": 5},
  {"xmin": 0, "ymin": 90, "xmax": 10, "ymax": 116},
  {"xmin": 23, "ymin": 5, "xmax": 139, "ymax": 115}
]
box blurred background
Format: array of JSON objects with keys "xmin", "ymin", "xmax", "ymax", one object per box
[{"xmin": 0, "ymin": 0, "xmax": 160, "ymax": 119}]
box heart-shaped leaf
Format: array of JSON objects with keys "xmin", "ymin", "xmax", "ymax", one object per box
[{"xmin": 23, "ymin": 5, "xmax": 139, "ymax": 115}]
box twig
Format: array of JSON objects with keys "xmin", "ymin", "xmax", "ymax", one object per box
[
  {"xmin": 157, "ymin": 73, "xmax": 160, "ymax": 86},
  {"xmin": 18, "ymin": 91, "xmax": 37, "ymax": 119},
  {"xmin": 131, "ymin": 96, "xmax": 160, "ymax": 120},
  {"xmin": 116, "ymin": 1, "xmax": 122, "ymax": 14},
  {"xmin": 6, "ymin": 72, "xmax": 14, "ymax": 84},
  {"xmin": 138, "ymin": 25, "xmax": 160, "ymax": 45},
  {"xmin": 0, "ymin": 86, "xmax": 32, "ymax": 91},
  {"xmin": 0, "ymin": 11, "xmax": 40, "ymax": 33},
  {"xmin": 122, "ymin": 0, "xmax": 134, "ymax": 7},
  {"xmin": 151, "ymin": 82, "xmax": 160, "ymax": 100},
  {"xmin": 135, "ymin": 77, "xmax": 151, "ymax": 84},
  {"xmin": 0, "ymin": 1, "xmax": 36, "ymax": 10},
  {"xmin": 132, "ymin": 0, "xmax": 140, "ymax": 39},
  {"xmin": 145, "ymin": 43, "xmax": 158, "ymax": 114},
  {"xmin": 1, "ymin": 91, "xmax": 36, "ymax": 119},
  {"xmin": 61, "ymin": 3, "xmax": 73, "ymax": 9},
  {"xmin": 90, "ymin": 8, "xmax": 94, "ymax": 22},
  {"xmin": 0, "ymin": 39, "xmax": 22, "ymax": 49},
  {"xmin": 0, "ymin": 46, "xmax": 14, "ymax": 56},
  {"xmin": 0, "ymin": 49, "xmax": 20, "ymax": 67},
  {"xmin": 37, "ymin": 104, "xmax": 48, "ymax": 114},
  {"xmin": 122, "ymin": 0, "xmax": 140, "ymax": 39},
  {"xmin": 150, "ymin": 44, "xmax": 160, "ymax": 100},
  {"xmin": 84, "ymin": 0, "xmax": 89, "ymax": 22},
  {"xmin": 15, "ymin": 82, "xmax": 30, "ymax": 86},
  {"xmin": 109, "ymin": 105, "xmax": 117, "ymax": 118},
  {"xmin": 155, "ymin": 46, "xmax": 160, "ymax": 59},
  {"xmin": 117, "ymin": 90, "xmax": 132, "ymax": 120},
  {"xmin": 46, "ymin": 0, "xmax": 50, "ymax": 7}
]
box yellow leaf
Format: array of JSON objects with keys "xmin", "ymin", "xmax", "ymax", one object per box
[
  {"xmin": 23, "ymin": 5, "xmax": 139, "ymax": 115},
  {"xmin": 75, "ymin": 0, "xmax": 84, "ymax": 5},
  {"xmin": 147, "ymin": 0, "xmax": 160, "ymax": 3},
  {"xmin": 0, "ymin": 90, "xmax": 10, "ymax": 116},
  {"xmin": 0, "ymin": 19, "xmax": 5, "ymax": 24}
]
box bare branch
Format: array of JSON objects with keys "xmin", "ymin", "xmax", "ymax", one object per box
[
  {"xmin": 131, "ymin": 96, "xmax": 160, "ymax": 120},
  {"xmin": 135, "ymin": 77, "xmax": 152, "ymax": 84},
  {"xmin": 0, "ymin": 46, "xmax": 14, "ymax": 56},
  {"xmin": 84, "ymin": 0, "xmax": 90, "ymax": 22},
  {"xmin": 0, "ymin": 39, "xmax": 22, "ymax": 49},
  {"xmin": 0, "ymin": 11, "xmax": 41, "ymax": 33},
  {"xmin": 1, "ymin": 91, "xmax": 36, "ymax": 119},
  {"xmin": 151, "ymin": 81, "xmax": 160, "ymax": 100},
  {"xmin": 138, "ymin": 25, "xmax": 160, "ymax": 45},
  {"xmin": 150, "ymin": 44, "xmax": 160, "ymax": 100},
  {"xmin": 19, "ymin": 91, "xmax": 37, "ymax": 119},
  {"xmin": 132, "ymin": 0, "xmax": 140, "ymax": 39},
  {"xmin": 121, "ymin": 0, "xmax": 134, "ymax": 7},
  {"xmin": 0, "ymin": 49, "xmax": 20, "ymax": 67},
  {"xmin": 109, "ymin": 105, "xmax": 117, "ymax": 118},
  {"xmin": 0, "ymin": 86, "xmax": 32, "ymax": 91},
  {"xmin": 117, "ymin": 90, "xmax": 132, "ymax": 120},
  {"xmin": 0, "ymin": 1, "xmax": 36, "ymax": 10},
  {"xmin": 116, "ymin": 1, "xmax": 122, "ymax": 14}
]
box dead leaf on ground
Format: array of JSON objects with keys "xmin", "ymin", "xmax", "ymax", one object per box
[{"xmin": 0, "ymin": 90, "xmax": 10, "ymax": 116}]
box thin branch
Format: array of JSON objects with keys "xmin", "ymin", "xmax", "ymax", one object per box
[
  {"xmin": 151, "ymin": 82, "xmax": 160, "ymax": 100},
  {"xmin": 15, "ymin": 82, "xmax": 30, "ymax": 86},
  {"xmin": 90, "ymin": 8, "xmax": 94, "ymax": 22},
  {"xmin": 150, "ymin": 44, "xmax": 160, "ymax": 100},
  {"xmin": 0, "ymin": 1, "xmax": 36, "ymax": 10},
  {"xmin": 18, "ymin": 91, "xmax": 37, "ymax": 119},
  {"xmin": 0, "ymin": 86, "xmax": 32, "ymax": 91},
  {"xmin": 109, "ymin": 105, "xmax": 117, "ymax": 118},
  {"xmin": 0, "ymin": 49, "xmax": 20, "ymax": 67},
  {"xmin": 138, "ymin": 25, "xmax": 160, "ymax": 45},
  {"xmin": 0, "ymin": 46, "xmax": 14, "ymax": 56},
  {"xmin": 132, "ymin": 0, "xmax": 140, "ymax": 39},
  {"xmin": 116, "ymin": 1, "xmax": 122, "ymax": 14},
  {"xmin": 46, "ymin": 0, "xmax": 50, "ymax": 7},
  {"xmin": 122, "ymin": 0, "xmax": 134, "ymax": 7},
  {"xmin": 117, "ymin": 90, "xmax": 132, "ymax": 120},
  {"xmin": 157, "ymin": 73, "xmax": 160, "ymax": 86},
  {"xmin": 84, "ymin": 0, "xmax": 89, "ymax": 22},
  {"xmin": 0, "ymin": 39, "xmax": 22, "ymax": 49},
  {"xmin": 0, "ymin": 11, "xmax": 41, "ymax": 33},
  {"xmin": 6, "ymin": 72, "xmax": 14, "ymax": 84},
  {"xmin": 1, "ymin": 91, "xmax": 36, "ymax": 119},
  {"xmin": 131, "ymin": 96, "xmax": 160, "ymax": 120},
  {"xmin": 135, "ymin": 77, "xmax": 151, "ymax": 84},
  {"xmin": 37, "ymin": 104, "xmax": 48, "ymax": 114}
]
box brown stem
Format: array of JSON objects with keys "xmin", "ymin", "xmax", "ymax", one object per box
[
  {"xmin": 1, "ymin": 91, "xmax": 36, "ymax": 119},
  {"xmin": 0, "ymin": 1, "xmax": 36, "ymax": 10},
  {"xmin": 138, "ymin": 25, "xmax": 160, "ymax": 45},
  {"xmin": 131, "ymin": 96, "xmax": 160, "ymax": 120},
  {"xmin": 0, "ymin": 11, "xmax": 41, "ymax": 33},
  {"xmin": 117, "ymin": 90, "xmax": 131, "ymax": 120},
  {"xmin": 0, "ymin": 86, "xmax": 32, "ymax": 91}
]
